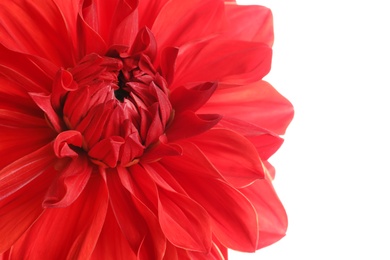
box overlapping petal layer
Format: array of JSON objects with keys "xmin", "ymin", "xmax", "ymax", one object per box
[{"xmin": 0, "ymin": 0, "xmax": 293, "ymax": 259}]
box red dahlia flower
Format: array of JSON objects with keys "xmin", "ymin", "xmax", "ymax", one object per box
[{"xmin": 0, "ymin": 0, "xmax": 293, "ymax": 259}]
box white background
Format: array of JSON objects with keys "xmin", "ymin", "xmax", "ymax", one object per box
[{"xmin": 231, "ymin": 0, "xmax": 390, "ymax": 259}]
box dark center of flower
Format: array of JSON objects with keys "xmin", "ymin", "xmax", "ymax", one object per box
[{"xmin": 114, "ymin": 71, "xmax": 130, "ymax": 102}]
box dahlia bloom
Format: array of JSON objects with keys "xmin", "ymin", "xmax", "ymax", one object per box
[{"xmin": 0, "ymin": 0, "xmax": 293, "ymax": 259}]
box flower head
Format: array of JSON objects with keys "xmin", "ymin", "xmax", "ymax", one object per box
[{"xmin": 0, "ymin": 0, "xmax": 293, "ymax": 259}]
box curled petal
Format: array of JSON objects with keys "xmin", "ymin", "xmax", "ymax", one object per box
[
  {"xmin": 51, "ymin": 69, "xmax": 78, "ymax": 111},
  {"xmin": 166, "ymin": 112, "xmax": 221, "ymax": 141},
  {"xmin": 170, "ymin": 82, "xmax": 218, "ymax": 113},
  {"xmin": 53, "ymin": 130, "xmax": 83, "ymax": 158},
  {"xmin": 29, "ymin": 92, "xmax": 65, "ymax": 132},
  {"xmin": 43, "ymin": 154, "xmax": 92, "ymax": 208}
]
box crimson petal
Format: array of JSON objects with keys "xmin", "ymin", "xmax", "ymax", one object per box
[
  {"xmin": 0, "ymin": 144, "xmax": 56, "ymax": 253},
  {"xmin": 43, "ymin": 155, "xmax": 92, "ymax": 208},
  {"xmin": 224, "ymin": 4, "xmax": 274, "ymax": 45},
  {"xmin": 152, "ymin": 0, "xmax": 225, "ymax": 49},
  {"xmin": 157, "ymin": 189, "xmax": 212, "ymax": 252},
  {"xmin": 10, "ymin": 175, "xmax": 109, "ymax": 260},
  {"xmin": 201, "ymin": 80, "xmax": 294, "ymax": 135},
  {"xmin": 90, "ymin": 205, "xmax": 137, "ymax": 259},
  {"xmin": 172, "ymin": 39, "xmax": 272, "ymax": 89},
  {"xmin": 0, "ymin": 0, "xmax": 76, "ymax": 66},
  {"xmin": 239, "ymin": 179, "xmax": 288, "ymax": 249},
  {"xmin": 166, "ymin": 112, "xmax": 221, "ymax": 141},
  {"xmin": 160, "ymin": 143, "xmax": 259, "ymax": 252},
  {"xmin": 190, "ymin": 129, "xmax": 265, "ymax": 188}
]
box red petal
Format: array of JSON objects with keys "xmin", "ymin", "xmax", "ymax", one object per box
[
  {"xmin": 201, "ymin": 80, "xmax": 294, "ymax": 135},
  {"xmin": 88, "ymin": 136, "xmax": 124, "ymax": 168},
  {"xmin": 10, "ymin": 174, "xmax": 109, "ymax": 260},
  {"xmin": 141, "ymin": 138, "xmax": 182, "ymax": 164},
  {"xmin": 106, "ymin": 170, "xmax": 150, "ymax": 254},
  {"xmin": 239, "ymin": 179, "xmax": 288, "ymax": 249},
  {"xmin": 224, "ymin": 4, "xmax": 274, "ymax": 45},
  {"xmin": 158, "ymin": 189, "xmax": 212, "ymax": 252},
  {"xmin": 143, "ymin": 163, "xmax": 186, "ymax": 194},
  {"xmin": 138, "ymin": 0, "xmax": 170, "ymax": 29},
  {"xmin": 166, "ymin": 112, "xmax": 221, "ymax": 141},
  {"xmin": 170, "ymin": 82, "xmax": 218, "ymax": 113},
  {"xmin": 172, "ymin": 39, "xmax": 271, "ymax": 89},
  {"xmin": 152, "ymin": 0, "xmax": 225, "ymax": 49},
  {"xmin": 43, "ymin": 155, "xmax": 92, "ymax": 208},
  {"xmin": 0, "ymin": 108, "xmax": 48, "ymax": 128},
  {"xmin": 53, "ymin": 130, "xmax": 83, "ymax": 158},
  {"xmin": 0, "ymin": 45, "xmax": 55, "ymax": 94},
  {"xmin": 81, "ymin": 0, "xmax": 138, "ymax": 47},
  {"xmin": 160, "ymin": 47, "xmax": 179, "ymax": 84},
  {"xmin": 0, "ymin": 127, "xmax": 55, "ymax": 169},
  {"xmin": 0, "ymin": 0, "xmax": 76, "ymax": 66},
  {"xmin": 0, "ymin": 145, "xmax": 57, "ymax": 253},
  {"xmin": 215, "ymin": 118, "xmax": 285, "ymax": 160},
  {"xmin": 188, "ymin": 242, "xmax": 226, "ymax": 260},
  {"xmin": 29, "ymin": 92, "xmax": 65, "ymax": 132},
  {"xmin": 113, "ymin": 167, "xmax": 167, "ymax": 259},
  {"xmin": 90, "ymin": 205, "xmax": 137, "ymax": 259},
  {"xmin": 160, "ymin": 144, "xmax": 259, "ymax": 252},
  {"xmin": 190, "ymin": 129, "xmax": 265, "ymax": 187}
]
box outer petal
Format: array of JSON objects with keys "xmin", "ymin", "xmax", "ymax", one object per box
[
  {"xmin": 190, "ymin": 129, "xmax": 265, "ymax": 188},
  {"xmin": 224, "ymin": 4, "xmax": 274, "ymax": 46},
  {"xmin": 0, "ymin": 45, "xmax": 56, "ymax": 94},
  {"xmin": 200, "ymin": 80, "xmax": 294, "ymax": 135},
  {"xmin": 172, "ymin": 39, "xmax": 271, "ymax": 89},
  {"xmin": 80, "ymin": 0, "xmax": 138, "ymax": 47},
  {"xmin": 115, "ymin": 166, "xmax": 167, "ymax": 259},
  {"xmin": 239, "ymin": 179, "xmax": 288, "ymax": 249},
  {"xmin": 90, "ymin": 205, "xmax": 137, "ymax": 259},
  {"xmin": 0, "ymin": 121, "xmax": 55, "ymax": 169},
  {"xmin": 0, "ymin": 0, "xmax": 76, "ymax": 66},
  {"xmin": 10, "ymin": 174, "xmax": 109, "ymax": 260},
  {"xmin": 216, "ymin": 118, "xmax": 284, "ymax": 159},
  {"xmin": 106, "ymin": 169, "xmax": 151, "ymax": 255},
  {"xmin": 152, "ymin": 0, "xmax": 225, "ymax": 49},
  {"xmin": 157, "ymin": 189, "xmax": 212, "ymax": 253},
  {"xmin": 0, "ymin": 144, "xmax": 57, "ymax": 253},
  {"xmin": 160, "ymin": 143, "xmax": 259, "ymax": 252}
]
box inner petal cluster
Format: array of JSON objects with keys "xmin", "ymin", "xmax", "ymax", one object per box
[{"xmin": 34, "ymin": 33, "xmax": 172, "ymax": 168}]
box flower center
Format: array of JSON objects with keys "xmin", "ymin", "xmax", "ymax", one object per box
[
  {"xmin": 30, "ymin": 28, "xmax": 174, "ymax": 168},
  {"xmin": 44, "ymin": 51, "xmax": 172, "ymax": 169}
]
